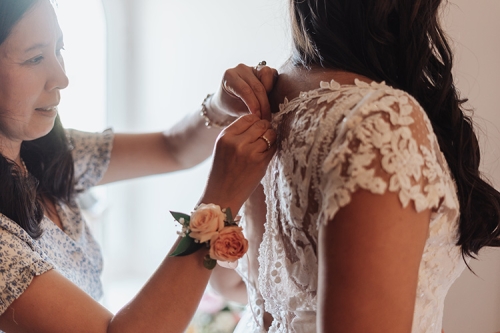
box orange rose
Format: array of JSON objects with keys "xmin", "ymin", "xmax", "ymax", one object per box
[
  {"xmin": 209, "ymin": 226, "xmax": 248, "ymax": 262},
  {"xmin": 189, "ymin": 203, "xmax": 226, "ymax": 243}
]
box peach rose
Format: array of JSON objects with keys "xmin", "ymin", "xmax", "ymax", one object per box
[
  {"xmin": 189, "ymin": 203, "xmax": 225, "ymax": 243},
  {"xmin": 209, "ymin": 226, "xmax": 248, "ymax": 262}
]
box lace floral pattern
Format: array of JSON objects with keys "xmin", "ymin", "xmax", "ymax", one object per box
[
  {"xmin": 0, "ymin": 129, "xmax": 113, "ymax": 321},
  {"xmin": 238, "ymin": 80, "xmax": 465, "ymax": 332},
  {"xmin": 234, "ymin": 211, "xmax": 268, "ymax": 333}
]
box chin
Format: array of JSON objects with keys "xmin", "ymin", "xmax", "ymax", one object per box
[{"xmin": 25, "ymin": 125, "xmax": 56, "ymax": 142}]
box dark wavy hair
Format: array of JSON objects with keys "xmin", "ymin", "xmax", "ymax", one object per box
[
  {"xmin": 289, "ymin": 0, "xmax": 500, "ymax": 258},
  {"xmin": 0, "ymin": 0, "xmax": 74, "ymax": 239}
]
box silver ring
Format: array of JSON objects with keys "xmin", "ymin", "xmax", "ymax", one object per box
[
  {"xmin": 255, "ymin": 60, "xmax": 267, "ymax": 70},
  {"xmin": 259, "ymin": 135, "xmax": 271, "ymax": 151}
]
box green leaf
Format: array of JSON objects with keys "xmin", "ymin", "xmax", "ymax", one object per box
[
  {"xmin": 203, "ymin": 255, "xmax": 217, "ymax": 270},
  {"xmin": 225, "ymin": 207, "xmax": 233, "ymax": 224},
  {"xmin": 170, "ymin": 211, "xmax": 190, "ymax": 225},
  {"xmin": 169, "ymin": 236, "xmax": 203, "ymax": 257}
]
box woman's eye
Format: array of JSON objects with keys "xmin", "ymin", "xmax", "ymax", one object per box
[{"xmin": 27, "ymin": 56, "xmax": 44, "ymax": 64}]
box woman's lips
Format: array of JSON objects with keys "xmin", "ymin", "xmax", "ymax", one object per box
[{"xmin": 35, "ymin": 106, "xmax": 58, "ymax": 116}]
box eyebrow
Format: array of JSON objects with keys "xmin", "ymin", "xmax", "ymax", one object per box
[
  {"xmin": 23, "ymin": 35, "xmax": 64, "ymax": 54},
  {"xmin": 23, "ymin": 42, "xmax": 49, "ymax": 53}
]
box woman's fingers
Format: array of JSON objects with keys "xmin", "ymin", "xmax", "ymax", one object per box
[
  {"xmin": 223, "ymin": 64, "xmax": 269, "ymax": 118},
  {"xmin": 200, "ymin": 115, "xmax": 276, "ymax": 212},
  {"xmin": 213, "ymin": 63, "xmax": 278, "ymax": 121},
  {"xmin": 254, "ymin": 64, "xmax": 278, "ymax": 93},
  {"xmin": 223, "ymin": 114, "xmax": 276, "ymax": 154},
  {"xmin": 249, "ymin": 63, "xmax": 278, "ymax": 121},
  {"xmin": 255, "ymin": 128, "xmax": 277, "ymax": 153},
  {"xmin": 224, "ymin": 114, "xmax": 264, "ymax": 135}
]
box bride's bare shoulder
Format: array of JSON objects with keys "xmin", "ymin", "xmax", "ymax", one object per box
[{"xmin": 270, "ymin": 63, "xmax": 375, "ymax": 112}]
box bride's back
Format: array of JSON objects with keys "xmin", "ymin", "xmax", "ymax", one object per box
[{"xmin": 251, "ymin": 65, "xmax": 464, "ymax": 332}]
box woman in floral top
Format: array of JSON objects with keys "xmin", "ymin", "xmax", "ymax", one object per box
[{"xmin": 0, "ymin": 0, "xmax": 277, "ymax": 332}]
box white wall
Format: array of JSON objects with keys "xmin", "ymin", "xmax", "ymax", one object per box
[{"xmin": 442, "ymin": 1, "xmax": 500, "ymax": 332}]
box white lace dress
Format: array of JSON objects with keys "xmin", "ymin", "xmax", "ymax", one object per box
[{"xmin": 234, "ymin": 80, "xmax": 466, "ymax": 333}]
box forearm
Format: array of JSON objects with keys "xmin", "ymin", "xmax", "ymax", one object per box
[
  {"xmin": 161, "ymin": 111, "xmax": 218, "ymax": 169},
  {"xmin": 162, "ymin": 99, "xmax": 235, "ymax": 170},
  {"xmin": 100, "ymin": 109, "xmax": 229, "ymax": 184},
  {"xmin": 109, "ymin": 185, "xmax": 252, "ymax": 332},
  {"xmin": 109, "ymin": 238, "xmax": 211, "ymax": 333}
]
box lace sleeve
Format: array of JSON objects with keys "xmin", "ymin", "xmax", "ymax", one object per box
[{"xmin": 318, "ymin": 88, "xmax": 448, "ymax": 225}]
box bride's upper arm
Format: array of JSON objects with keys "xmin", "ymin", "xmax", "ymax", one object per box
[{"xmin": 317, "ymin": 190, "xmax": 430, "ymax": 333}]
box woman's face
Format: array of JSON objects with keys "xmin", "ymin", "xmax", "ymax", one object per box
[{"xmin": 0, "ymin": 0, "xmax": 68, "ymax": 150}]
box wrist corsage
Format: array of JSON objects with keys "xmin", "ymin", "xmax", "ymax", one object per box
[{"xmin": 170, "ymin": 203, "xmax": 248, "ymax": 270}]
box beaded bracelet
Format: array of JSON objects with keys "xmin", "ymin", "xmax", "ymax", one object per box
[{"xmin": 200, "ymin": 94, "xmax": 234, "ymax": 129}]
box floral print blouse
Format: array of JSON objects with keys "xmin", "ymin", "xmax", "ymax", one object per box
[{"xmin": 0, "ymin": 129, "xmax": 113, "ymax": 317}]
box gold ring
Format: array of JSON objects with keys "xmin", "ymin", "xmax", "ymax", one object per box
[
  {"xmin": 259, "ymin": 135, "xmax": 271, "ymax": 151},
  {"xmin": 255, "ymin": 60, "xmax": 267, "ymax": 70}
]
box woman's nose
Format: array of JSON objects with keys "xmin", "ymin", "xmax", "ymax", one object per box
[{"xmin": 46, "ymin": 56, "xmax": 69, "ymax": 91}]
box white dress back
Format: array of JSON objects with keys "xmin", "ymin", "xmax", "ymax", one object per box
[{"xmin": 236, "ymin": 80, "xmax": 466, "ymax": 333}]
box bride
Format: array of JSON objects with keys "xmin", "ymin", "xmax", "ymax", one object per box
[{"xmin": 211, "ymin": 0, "xmax": 500, "ymax": 332}]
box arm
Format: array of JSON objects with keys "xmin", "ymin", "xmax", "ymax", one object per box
[
  {"xmin": 0, "ymin": 114, "xmax": 276, "ymax": 333},
  {"xmin": 317, "ymin": 186, "xmax": 430, "ymax": 333},
  {"xmin": 0, "ymin": 247, "xmax": 211, "ymax": 333},
  {"xmin": 99, "ymin": 64, "xmax": 277, "ymax": 185},
  {"xmin": 313, "ymin": 88, "xmax": 444, "ymax": 332}
]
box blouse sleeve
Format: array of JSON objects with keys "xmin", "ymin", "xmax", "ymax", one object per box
[
  {"xmin": 318, "ymin": 88, "xmax": 450, "ymax": 225},
  {"xmin": 0, "ymin": 217, "xmax": 53, "ymax": 315},
  {"xmin": 66, "ymin": 128, "xmax": 114, "ymax": 192}
]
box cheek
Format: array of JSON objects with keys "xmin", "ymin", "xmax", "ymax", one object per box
[
  {"xmin": 0, "ymin": 92, "xmax": 31, "ymax": 119},
  {"xmin": 7, "ymin": 85, "xmax": 39, "ymax": 113},
  {"xmin": 0, "ymin": 74, "xmax": 34, "ymax": 110},
  {"xmin": 0, "ymin": 91, "xmax": 38, "ymax": 134}
]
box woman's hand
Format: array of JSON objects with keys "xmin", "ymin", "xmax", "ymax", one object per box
[
  {"xmin": 209, "ymin": 63, "xmax": 278, "ymax": 122},
  {"xmin": 199, "ymin": 114, "xmax": 276, "ymax": 213}
]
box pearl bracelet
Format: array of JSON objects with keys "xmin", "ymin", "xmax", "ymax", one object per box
[{"xmin": 200, "ymin": 94, "xmax": 234, "ymax": 129}]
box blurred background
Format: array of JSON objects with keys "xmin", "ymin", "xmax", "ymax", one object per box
[{"xmin": 54, "ymin": 0, "xmax": 500, "ymax": 332}]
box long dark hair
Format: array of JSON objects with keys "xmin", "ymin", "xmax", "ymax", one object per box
[
  {"xmin": 290, "ymin": 0, "xmax": 500, "ymax": 258},
  {"xmin": 0, "ymin": 0, "xmax": 74, "ymax": 238}
]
